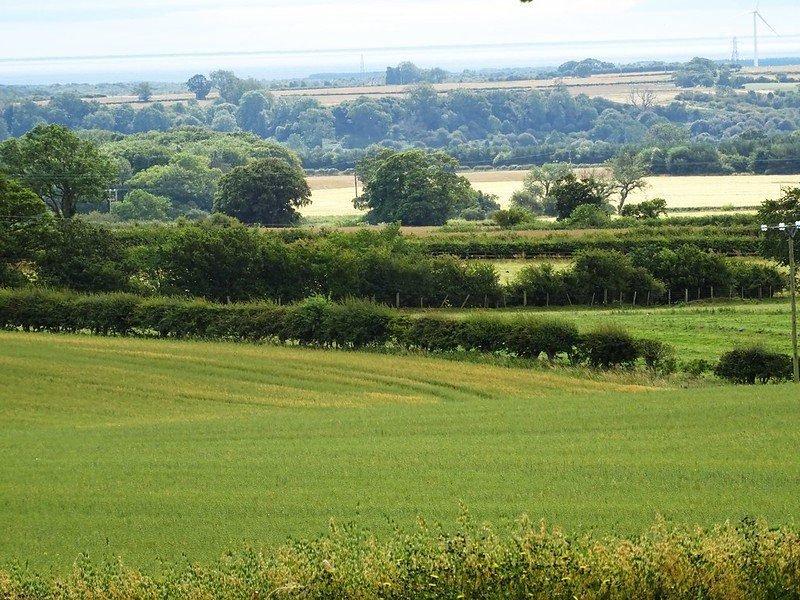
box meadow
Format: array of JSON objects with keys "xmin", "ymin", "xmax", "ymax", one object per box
[
  {"xmin": 304, "ymin": 172, "xmax": 800, "ymax": 216},
  {"xmin": 2, "ymin": 329, "xmax": 799, "ymax": 573}
]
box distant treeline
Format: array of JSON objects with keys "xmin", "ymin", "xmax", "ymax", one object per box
[
  {"xmin": 2, "ymin": 219, "xmax": 784, "ymax": 306},
  {"xmin": 2, "ymin": 60, "xmax": 800, "ymax": 176}
]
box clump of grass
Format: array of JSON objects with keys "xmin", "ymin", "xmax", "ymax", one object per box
[{"xmin": 2, "ymin": 516, "xmax": 799, "ymax": 599}]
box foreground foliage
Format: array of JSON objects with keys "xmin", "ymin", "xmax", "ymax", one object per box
[{"xmin": 2, "ymin": 517, "xmax": 799, "ymax": 599}]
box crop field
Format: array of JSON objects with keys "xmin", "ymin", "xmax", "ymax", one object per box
[
  {"xmin": 304, "ymin": 172, "xmax": 800, "ymax": 216},
  {"xmin": 2, "ymin": 328, "xmax": 800, "ymax": 572}
]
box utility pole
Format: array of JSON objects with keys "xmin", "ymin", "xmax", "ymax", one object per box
[{"xmin": 761, "ymin": 221, "xmax": 800, "ymax": 383}]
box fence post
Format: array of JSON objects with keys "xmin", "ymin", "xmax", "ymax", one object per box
[
  {"xmin": 546, "ymin": 293, "xmax": 549, "ymax": 307},
  {"xmin": 396, "ymin": 292, "xmax": 400, "ymax": 308},
  {"xmin": 591, "ymin": 292, "xmax": 596, "ymax": 306},
  {"xmin": 685, "ymin": 289, "xmax": 689, "ymax": 303},
  {"xmin": 484, "ymin": 295, "xmax": 488, "ymax": 308},
  {"xmin": 759, "ymin": 286, "xmax": 763, "ymax": 300},
  {"xmin": 619, "ymin": 291, "xmax": 623, "ymax": 304},
  {"xmin": 646, "ymin": 291, "xmax": 651, "ymax": 306},
  {"xmin": 633, "ymin": 291, "xmax": 637, "ymax": 306},
  {"xmin": 729, "ymin": 286, "xmax": 733, "ymax": 299},
  {"xmin": 460, "ymin": 295, "xmax": 470, "ymax": 309},
  {"xmin": 710, "ymin": 286, "xmax": 714, "ymax": 300},
  {"xmin": 567, "ymin": 293, "xmax": 572, "ymax": 306},
  {"xmin": 668, "ymin": 289, "xmax": 671, "ymax": 305},
  {"xmin": 523, "ymin": 290, "xmax": 527, "ymax": 307},
  {"xmin": 420, "ymin": 297, "xmax": 423, "ymax": 308},
  {"xmin": 604, "ymin": 289, "xmax": 608, "ymax": 304}
]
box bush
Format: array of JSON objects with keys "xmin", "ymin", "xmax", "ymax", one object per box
[
  {"xmin": 395, "ymin": 315, "xmax": 460, "ymax": 351},
  {"xmin": 506, "ymin": 318, "xmax": 579, "ymax": 360},
  {"xmin": 323, "ymin": 298, "xmax": 393, "ymax": 349},
  {"xmin": 635, "ymin": 338, "xmax": 677, "ymax": 374},
  {"xmin": 280, "ymin": 295, "xmax": 332, "ymax": 345},
  {"xmin": 714, "ymin": 346, "xmax": 792, "ymax": 384},
  {"xmin": 580, "ymin": 325, "xmax": 639, "ymax": 368},
  {"xmin": 457, "ymin": 315, "xmax": 513, "ymax": 352},
  {"xmin": 492, "ymin": 208, "xmax": 531, "ymax": 228}
]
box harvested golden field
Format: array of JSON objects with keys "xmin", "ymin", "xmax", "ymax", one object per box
[{"xmin": 303, "ymin": 172, "xmax": 800, "ymax": 216}]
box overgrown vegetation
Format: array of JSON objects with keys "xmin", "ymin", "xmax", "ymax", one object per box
[{"xmin": 2, "ymin": 517, "xmax": 800, "ymax": 599}]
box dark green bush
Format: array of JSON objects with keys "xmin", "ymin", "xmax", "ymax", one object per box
[
  {"xmin": 396, "ymin": 315, "xmax": 460, "ymax": 351},
  {"xmin": 580, "ymin": 325, "xmax": 639, "ymax": 368},
  {"xmin": 714, "ymin": 346, "xmax": 792, "ymax": 384},
  {"xmin": 506, "ymin": 318, "xmax": 579, "ymax": 360},
  {"xmin": 323, "ymin": 298, "xmax": 393, "ymax": 349},
  {"xmin": 457, "ymin": 315, "xmax": 513, "ymax": 352},
  {"xmin": 280, "ymin": 295, "xmax": 332, "ymax": 346},
  {"xmin": 636, "ymin": 338, "xmax": 677, "ymax": 374}
]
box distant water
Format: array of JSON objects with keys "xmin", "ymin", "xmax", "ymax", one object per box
[{"xmin": 1, "ymin": 37, "xmax": 798, "ymax": 85}]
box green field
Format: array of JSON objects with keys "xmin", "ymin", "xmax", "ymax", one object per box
[
  {"xmin": 2, "ymin": 330, "xmax": 800, "ymax": 572},
  {"xmin": 439, "ymin": 299, "xmax": 797, "ymax": 361}
]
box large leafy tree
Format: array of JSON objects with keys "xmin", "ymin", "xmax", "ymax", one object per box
[
  {"xmin": 0, "ymin": 175, "xmax": 51, "ymax": 285},
  {"xmin": 550, "ymin": 173, "xmax": 612, "ymax": 221},
  {"xmin": 128, "ymin": 154, "xmax": 220, "ymax": 212},
  {"xmin": 605, "ymin": 146, "xmax": 650, "ymax": 213},
  {"xmin": 354, "ymin": 149, "xmax": 473, "ymax": 226},
  {"xmin": 0, "ymin": 124, "xmax": 117, "ymax": 218},
  {"xmin": 214, "ymin": 158, "xmax": 311, "ymax": 225},
  {"xmin": 758, "ymin": 187, "xmax": 800, "ymax": 264},
  {"xmin": 186, "ymin": 74, "xmax": 212, "ymax": 100}
]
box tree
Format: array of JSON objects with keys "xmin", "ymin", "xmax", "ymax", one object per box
[
  {"xmin": 757, "ymin": 187, "xmax": 800, "ymax": 264},
  {"xmin": 522, "ymin": 162, "xmax": 573, "ymax": 205},
  {"xmin": 214, "ymin": 158, "xmax": 310, "ymax": 225},
  {"xmin": 186, "ymin": 74, "xmax": 212, "ymax": 100},
  {"xmin": 132, "ymin": 82, "xmax": 153, "ymax": 102},
  {"xmin": 620, "ymin": 198, "xmax": 667, "ymax": 219},
  {"xmin": 111, "ymin": 189, "xmax": 172, "ymax": 221},
  {"xmin": 128, "ymin": 154, "xmax": 220, "ymax": 213},
  {"xmin": 550, "ymin": 173, "xmax": 611, "ymax": 220},
  {"xmin": 0, "ymin": 124, "xmax": 117, "ymax": 218},
  {"xmin": 354, "ymin": 149, "xmax": 473, "ymax": 226},
  {"xmin": 605, "ymin": 147, "xmax": 650, "ymax": 212},
  {"xmin": 0, "ymin": 175, "xmax": 51, "ymax": 285}
]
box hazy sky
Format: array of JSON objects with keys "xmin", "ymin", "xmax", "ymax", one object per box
[{"xmin": 1, "ymin": 0, "xmax": 798, "ymax": 83}]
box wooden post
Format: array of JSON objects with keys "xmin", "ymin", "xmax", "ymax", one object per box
[
  {"xmin": 633, "ymin": 291, "xmax": 637, "ymax": 306},
  {"xmin": 604, "ymin": 289, "xmax": 608, "ymax": 304},
  {"xmin": 685, "ymin": 289, "xmax": 689, "ymax": 303},
  {"xmin": 523, "ymin": 290, "xmax": 527, "ymax": 307},
  {"xmin": 668, "ymin": 289, "xmax": 671, "ymax": 305},
  {"xmin": 484, "ymin": 295, "xmax": 488, "ymax": 308},
  {"xmin": 591, "ymin": 292, "xmax": 596, "ymax": 306},
  {"xmin": 396, "ymin": 292, "xmax": 400, "ymax": 308},
  {"xmin": 759, "ymin": 286, "xmax": 763, "ymax": 300},
  {"xmin": 420, "ymin": 297, "xmax": 423, "ymax": 308},
  {"xmin": 710, "ymin": 286, "xmax": 714, "ymax": 300},
  {"xmin": 619, "ymin": 291, "xmax": 623, "ymax": 304},
  {"xmin": 646, "ymin": 291, "xmax": 651, "ymax": 306},
  {"xmin": 460, "ymin": 294, "xmax": 470, "ymax": 309},
  {"xmin": 567, "ymin": 293, "xmax": 572, "ymax": 306},
  {"xmin": 546, "ymin": 293, "xmax": 549, "ymax": 307}
]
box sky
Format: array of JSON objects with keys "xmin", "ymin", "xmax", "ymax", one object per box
[{"xmin": 1, "ymin": 0, "xmax": 798, "ymax": 83}]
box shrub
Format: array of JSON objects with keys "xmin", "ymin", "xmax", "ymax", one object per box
[
  {"xmin": 635, "ymin": 338, "xmax": 677, "ymax": 374},
  {"xmin": 714, "ymin": 346, "xmax": 792, "ymax": 384},
  {"xmin": 457, "ymin": 315, "xmax": 513, "ymax": 352},
  {"xmin": 580, "ymin": 325, "xmax": 639, "ymax": 368},
  {"xmin": 682, "ymin": 358, "xmax": 713, "ymax": 376},
  {"xmin": 506, "ymin": 318, "xmax": 579, "ymax": 360},
  {"xmin": 280, "ymin": 295, "xmax": 332, "ymax": 345},
  {"xmin": 323, "ymin": 298, "xmax": 393, "ymax": 349},
  {"xmin": 492, "ymin": 208, "xmax": 531, "ymax": 228},
  {"xmin": 396, "ymin": 315, "xmax": 460, "ymax": 351}
]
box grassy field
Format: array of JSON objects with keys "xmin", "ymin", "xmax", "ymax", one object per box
[
  {"xmin": 304, "ymin": 172, "xmax": 800, "ymax": 216},
  {"xmin": 439, "ymin": 299, "xmax": 796, "ymax": 361},
  {"xmin": 2, "ymin": 330, "xmax": 800, "ymax": 572}
]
